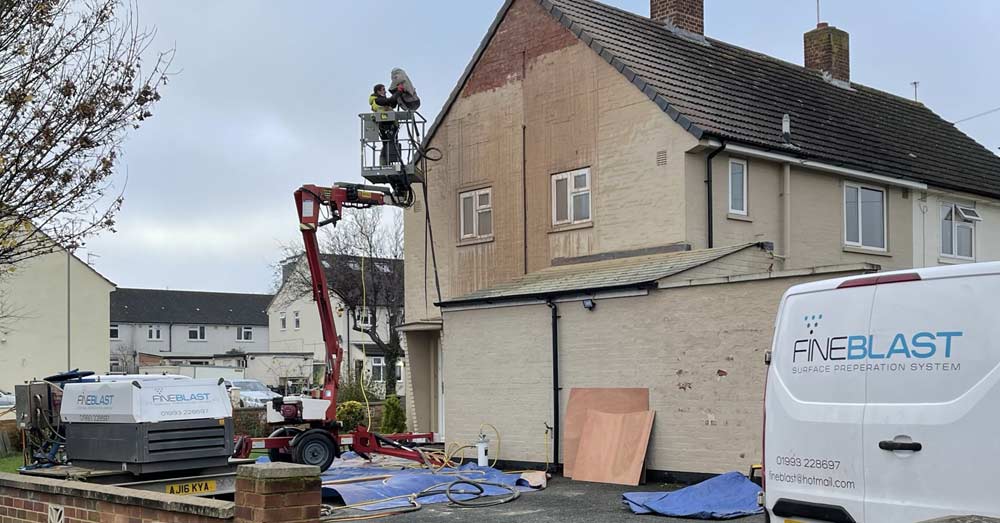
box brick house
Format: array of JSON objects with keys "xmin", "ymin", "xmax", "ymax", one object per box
[{"xmin": 399, "ymin": 0, "xmax": 1000, "ymax": 477}]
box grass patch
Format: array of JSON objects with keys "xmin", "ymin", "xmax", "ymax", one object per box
[{"xmin": 0, "ymin": 454, "xmax": 23, "ymax": 473}]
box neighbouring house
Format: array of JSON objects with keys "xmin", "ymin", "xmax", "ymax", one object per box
[
  {"xmin": 269, "ymin": 254, "xmax": 405, "ymax": 398},
  {"xmin": 0, "ymin": 246, "xmax": 115, "ymax": 392},
  {"xmin": 400, "ymin": 0, "xmax": 1000, "ymax": 478},
  {"xmin": 110, "ymin": 288, "xmax": 272, "ymax": 372}
]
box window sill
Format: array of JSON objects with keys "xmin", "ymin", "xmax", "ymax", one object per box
[
  {"xmin": 457, "ymin": 236, "xmax": 494, "ymax": 247},
  {"xmin": 727, "ymin": 213, "xmax": 752, "ymax": 222},
  {"xmin": 187, "ymin": 339, "xmax": 207, "ymax": 343},
  {"xmin": 938, "ymin": 256, "xmax": 976, "ymax": 265},
  {"xmin": 549, "ymin": 221, "xmax": 594, "ymax": 234},
  {"xmin": 236, "ymin": 340, "xmax": 255, "ymax": 343},
  {"xmin": 843, "ymin": 246, "xmax": 893, "ymax": 257}
]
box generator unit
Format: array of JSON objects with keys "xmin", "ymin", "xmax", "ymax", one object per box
[{"xmin": 60, "ymin": 378, "xmax": 234, "ymax": 474}]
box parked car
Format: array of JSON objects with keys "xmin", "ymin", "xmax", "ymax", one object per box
[
  {"xmin": 763, "ymin": 262, "xmax": 1000, "ymax": 522},
  {"xmin": 228, "ymin": 379, "xmax": 280, "ymax": 408}
]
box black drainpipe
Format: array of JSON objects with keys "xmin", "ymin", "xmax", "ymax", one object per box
[
  {"xmin": 706, "ymin": 141, "xmax": 727, "ymax": 248},
  {"xmin": 546, "ymin": 300, "xmax": 560, "ymax": 471}
]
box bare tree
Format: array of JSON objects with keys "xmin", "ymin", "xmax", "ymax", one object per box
[
  {"xmin": 274, "ymin": 208, "xmax": 405, "ymax": 396},
  {"xmin": 0, "ymin": 0, "xmax": 173, "ymax": 269}
]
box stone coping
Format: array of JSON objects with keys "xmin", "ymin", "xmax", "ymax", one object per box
[{"xmin": 0, "ymin": 472, "xmax": 234, "ymax": 519}]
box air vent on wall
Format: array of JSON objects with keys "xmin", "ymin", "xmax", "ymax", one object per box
[{"xmin": 656, "ymin": 150, "xmax": 668, "ymax": 166}]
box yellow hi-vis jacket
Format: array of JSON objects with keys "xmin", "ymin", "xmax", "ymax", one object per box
[{"xmin": 369, "ymin": 94, "xmax": 391, "ymax": 113}]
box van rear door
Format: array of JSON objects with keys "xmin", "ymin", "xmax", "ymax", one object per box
[
  {"xmin": 864, "ymin": 273, "xmax": 1000, "ymax": 521},
  {"xmin": 765, "ymin": 284, "xmax": 874, "ymax": 523}
]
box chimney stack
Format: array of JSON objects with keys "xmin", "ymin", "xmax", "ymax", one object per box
[
  {"xmin": 804, "ymin": 22, "xmax": 850, "ymax": 83},
  {"xmin": 651, "ymin": 0, "xmax": 704, "ymax": 36}
]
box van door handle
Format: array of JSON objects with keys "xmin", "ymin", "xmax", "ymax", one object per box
[{"xmin": 879, "ymin": 440, "xmax": 922, "ymax": 452}]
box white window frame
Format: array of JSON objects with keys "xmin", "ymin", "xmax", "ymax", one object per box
[
  {"xmin": 279, "ymin": 312, "xmax": 287, "ymax": 330},
  {"xmin": 110, "ymin": 324, "xmax": 119, "ymax": 341},
  {"xmin": 293, "ymin": 311, "xmax": 301, "ymax": 330},
  {"xmin": 940, "ymin": 202, "xmax": 977, "ymax": 260},
  {"xmin": 843, "ymin": 183, "xmax": 887, "ymax": 251},
  {"xmin": 147, "ymin": 325, "xmax": 162, "ymax": 341},
  {"xmin": 459, "ymin": 187, "xmax": 493, "ymax": 240},
  {"xmin": 357, "ymin": 307, "xmax": 373, "ymax": 329},
  {"xmin": 370, "ymin": 356, "xmax": 385, "ymax": 383},
  {"xmin": 187, "ymin": 325, "xmax": 206, "ymax": 341},
  {"xmin": 237, "ymin": 326, "xmax": 254, "ymax": 342},
  {"xmin": 728, "ymin": 159, "xmax": 748, "ymax": 216},
  {"xmin": 551, "ymin": 168, "xmax": 592, "ymax": 226}
]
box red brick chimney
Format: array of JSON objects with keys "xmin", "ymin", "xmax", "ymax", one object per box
[
  {"xmin": 651, "ymin": 0, "xmax": 704, "ymax": 35},
  {"xmin": 804, "ymin": 22, "xmax": 850, "ymax": 83}
]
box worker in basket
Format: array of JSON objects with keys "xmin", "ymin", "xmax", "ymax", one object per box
[{"xmin": 370, "ymin": 83, "xmax": 401, "ymax": 166}]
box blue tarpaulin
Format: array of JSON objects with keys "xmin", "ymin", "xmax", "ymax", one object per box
[
  {"xmin": 622, "ymin": 472, "xmax": 763, "ymax": 519},
  {"xmin": 254, "ymin": 453, "xmax": 537, "ymax": 512}
]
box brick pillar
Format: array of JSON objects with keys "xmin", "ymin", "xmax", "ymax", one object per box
[{"xmin": 235, "ymin": 463, "xmax": 321, "ymax": 523}]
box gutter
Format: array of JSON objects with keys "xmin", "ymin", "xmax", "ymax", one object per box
[
  {"xmin": 706, "ymin": 140, "xmax": 927, "ymax": 191},
  {"xmin": 705, "ymin": 141, "xmax": 727, "ymax": 248}
]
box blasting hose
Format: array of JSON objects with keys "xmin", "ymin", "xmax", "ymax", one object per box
[{"xmin": 320, "ymin": 477, "xmax": 520, "ymax": 521}]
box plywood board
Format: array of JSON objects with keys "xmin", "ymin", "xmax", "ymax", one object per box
[
  {"xmin": 571, "ymin": 410, "xmax": 655, "ymax": 486},
  {"xmin": 563, "ymin": 388, "xmax": 649, "ymax": 477}
]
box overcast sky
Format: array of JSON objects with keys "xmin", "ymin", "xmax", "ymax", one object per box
[{"xmin": 80, "ymin": 0, "xmax": 1000, "ymax": 294}]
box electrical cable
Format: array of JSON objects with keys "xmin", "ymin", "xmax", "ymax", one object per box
[{"xmin": 952, "ymin": 105, "xmax": 1000, "ymax": 124}]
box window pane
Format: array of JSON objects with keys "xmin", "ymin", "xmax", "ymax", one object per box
[
  {"xmin": 189, "ymin": 329, "xmax": 198, "ymax": 340},
  {"xmin": 941, "ymin": 205, "xmax": 954, "ymax": 255},
  {"xmin": 860, "ymin": 188, "xmax": 885, "ymax": 248},
  {"xmin": 478, "ymin": 209, "xmax": 492, "ymax": 236},
  {"xmin": 845, "ymin": 186, "xmax": 859, "ymax": 243},
  {"xmin": 555, "ymin": 178, "xmax": 568, "ymax": 222},
  {"xmin": 478, "ymin": 191, "xmax": 490, "ymax": 207},
  {"xmin": 573, "ymin": 172, "xmax": 587, "ymax": 190},
  {"xmin": 573, "ymin": 192, "xmax": 590, "ymax": 221},
  {"xmin": 730, "ymin": 163, "xmax": 745, "ymax": 212},
  {"xmin": 461, "ymin": 196, "xmax": 474, "ymax": 236},
  {"xmin": 957, "ymin": 225, "xmax": 973, "ymax": 258}
]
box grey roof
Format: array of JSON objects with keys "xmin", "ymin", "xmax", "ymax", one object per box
[
  {"xmin": 111, "ymin": 288, "xmax": 272, "ymax": 326},
  {"xmin": 426, "ymin": 0, "xmax": 1000, "ymax": 198},
  {"xmin": 440, "ymin": 243, "xmax": 759, "ymax": 305}
]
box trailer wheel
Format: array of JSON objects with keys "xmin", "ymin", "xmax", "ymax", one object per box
[
  {"xmin": 293, "ymin": 430, "xmax": 337, "ymax": 471},
  {"xmin": 267, "ymin": 427, "xmax": 302, "ymax": 463}
]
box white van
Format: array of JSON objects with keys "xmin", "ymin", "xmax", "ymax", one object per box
[{"xmin": 763, "ymin": 262, "xmax": 1000, "ymax": 523}]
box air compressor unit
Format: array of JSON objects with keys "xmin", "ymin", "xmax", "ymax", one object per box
[{"xmin": 60, "ymin": 378, "xmax": 234, "ymax": 474}]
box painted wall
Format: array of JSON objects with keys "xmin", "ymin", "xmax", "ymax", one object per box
[
  {"xmin": 912, "ymin": 189, "xmax": 1000, "ymax": 267},
  {"xmin": 439, "ymin": 269, "xmax": 869, "ymax": 474},
  {"xmin": 112, "ymin": 323, "xmax": 268, "ymax": 358},
  {"xmin": 404, "ymin": 0, "xmax": 697, "ymax": 323},
  {"xmin": 685, "ymin": 153, "xmax": 915, "ymax": 271},
  {"xmin": 0, "ymin": 249, "xmax": 113, "ymax": 391}
]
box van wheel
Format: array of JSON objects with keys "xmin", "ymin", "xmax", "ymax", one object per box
[
  {"xmin": 267, "ymin": 427, "xmax": 302, "ymax": 463},
  {"xmin": 293, "ymin": 430, "xmax": 337, "ymax": 471}
]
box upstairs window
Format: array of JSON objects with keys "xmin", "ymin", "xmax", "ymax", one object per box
[
  {"xmin": 279, "ymin": 312, "xmax": 287, "ymax": 330},
  {"xmin": 237, "ymin": 326, "xmax": 254, "ymax": 341},
  {"xmin": 460, "ymin": 188, "xmax": 492, "ymax": 239},
  {"xmin": 188, "ymin": 326, "xmax": 206, "ymax": 341},
  {"xmin": 110, "ymin": 324, "xmax": 119, "ymax": 340},
  {"xmin": 729, "ymin": 159, "xmax": 747, "ymax": 215},
  {"xmin": 941, "ymin": 203, "xmax": 980, "ymax": 259},
  {"xmin": 147, "ymin": 326, "xmax": 162, "ymax": 341},
  {"xmin": 552, "ymin": 168, "xmax": 591, "ymax": 225},
  {"xmin": 293, "ymin": 311, "xmax": 301, "ymax": 330},
  {"xmin": 844, "ymin": 184, "xmax": 886, "ymax": 250}
]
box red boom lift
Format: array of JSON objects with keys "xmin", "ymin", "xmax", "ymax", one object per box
[{"xmin": 245, "ymin": 109, "xmax": 437, "ymax": 471}]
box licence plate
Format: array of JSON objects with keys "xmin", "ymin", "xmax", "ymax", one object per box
[
  {"xmin": 166, "ymin": 480, "xmax": 216, "ymax": 495},
  {"xmin": 251, "ymin": 440, "xmax": 265, "ymax": 449}
]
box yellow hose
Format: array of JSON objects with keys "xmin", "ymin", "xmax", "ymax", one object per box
[{"xmin": 360, "ymin": 256, "xmax": 372, "ymax": 429}]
